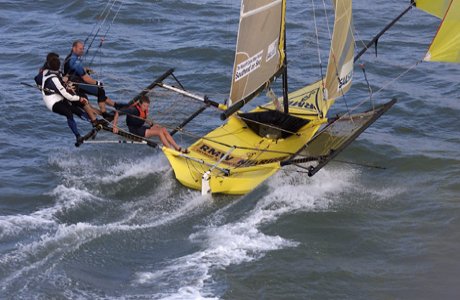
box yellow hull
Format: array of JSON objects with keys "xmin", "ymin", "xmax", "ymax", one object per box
[{"xmin": 162, "ymin": 103, "xmax": 327, "ymax": 195}]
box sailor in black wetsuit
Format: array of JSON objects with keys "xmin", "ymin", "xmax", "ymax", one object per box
[
  {"xmin": 41, "ymin": 56, "xmax": 100, "ymax": 146},
  {"xmin": 63, "ymin": 40, "xmax": 127, "ymax": 120},
  {"xmin": 112, "ymin": 95, "xmax": 186, "ymax": 152}
]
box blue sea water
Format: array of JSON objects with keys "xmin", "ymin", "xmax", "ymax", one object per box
[{"xmin": 1, "ymin": 0, "xmax": 460, "ymax": 299}]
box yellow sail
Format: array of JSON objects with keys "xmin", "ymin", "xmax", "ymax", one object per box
[
  {"xmin": 423, "ymin": 0, "xmax": 460, "ymax": 63},
  {"xmin": 414, "ymin": 0, "xmax": 452, "ymax": 18},
  {"xmin": 323, "ymin": 0, "xmax": 355, "ymax": 114}
]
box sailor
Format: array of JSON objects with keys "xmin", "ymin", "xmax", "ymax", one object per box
[
  {"xmin": 42, "ymin": 56, "xmax": 101, "ymax": 146},
  {"xmin": 63, "ymin": 40, "xmax": 126, "ymax": 120},
  {"xmin": 112, "ymin": 95, "xmax": 187, "ymax": 152},
  {"xmin": 34, "ymin": 52, "xmax": 60, "ymax": 86}
]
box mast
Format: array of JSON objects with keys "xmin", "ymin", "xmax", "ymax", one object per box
[
  {"xmin": 282, "ymin": 59, "xmax": 289, "ymax": 113},
  {"xmin": 221, "ymin": 0, "xmax": 287, "ymax": 120}
]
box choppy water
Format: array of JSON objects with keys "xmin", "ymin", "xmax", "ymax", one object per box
[{"xmin": 1, "ymin": 0, "xmax": 460, "ymax": 299}]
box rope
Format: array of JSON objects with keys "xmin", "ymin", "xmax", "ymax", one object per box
[
  {"xmin": 84, "ymin": 0, "xmax": 119, "ymax": 59},
  {"xmin": 83, "ymin": 1, "xmax": 112, "ymax": 48},
  {"xmin": 88, "ymin": 0, "xmax": 124, "ymax": 67},
  {"xmin": 347, "ymin": 59, "xmax": 422, "ymax": 116},
  {"xmin": 311, "ymin": 0, "xmax": 325, "ymax": 95},
  {"xmin": 108, "ymin": 103, "xmax": 303, "ymax": 156},
  {"xmin": 359, "ymin": 63, "xmax": 374, "ymax": 110},
  {"xmin": 321, "ymin": 0, "xmax": 332, "ymax": 41}
]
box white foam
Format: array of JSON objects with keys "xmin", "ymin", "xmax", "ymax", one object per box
[
  {"xmin": 0, "ymin": 221, "xmax": 128, "ymax": 291},
  {"xmin": 0, "ymin": 187, "xmax": 213, "ymax": 294},
  {"xmin": 49, "ymin": 150, "xmax": 169, "ymax": 188},
  {"xmin": 0, "ymin": 185, "xmax": 102, "ymax": 240},
  {"xmin": 2, "ymin": 155, "xmax": 393, "ymax": 299},
  {"xmin": 100, "ymin": 154, "xmax": 170, "ymax": 184},
  {"xmin": 134, "ymin": 166, "xmax": 358, "ymax": 299},
  {"xmin": 0, "ymin": 215, "xmax": 55, "ymax": 240}
]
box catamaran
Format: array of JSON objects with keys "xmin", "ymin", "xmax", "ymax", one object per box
[{"xmin": 31, "ymin": 0, "xmax": 460, "ymax": 195}]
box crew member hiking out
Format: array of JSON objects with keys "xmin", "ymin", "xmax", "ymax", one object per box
[
  {"xmin": 112, "ymin": 95, "xmax": 188, "ymax": 152},
  {"xmin": 42, "ymin": 56, "xmax": 103, "ymax": 146},
  {"xmin": 63, "ymin": 40, "xmax": 127, "ymax": 120}
]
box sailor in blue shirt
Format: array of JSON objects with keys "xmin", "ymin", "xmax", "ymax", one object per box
[{"xmin": 64, "ymin": 40, "xmax": 127, "ymax": 120}]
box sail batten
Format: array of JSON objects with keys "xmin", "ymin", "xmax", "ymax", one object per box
[{"xmin": 227, "ymin": 0, "xmax": 285, "ymax": 111}]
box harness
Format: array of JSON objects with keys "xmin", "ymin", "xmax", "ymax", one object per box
[
  {"xmin": 41, "ymin": 70, "xmax": 58, "ymax": 95},
  {"xmin": 41, "ymin": 70, "xmax": 64, "ymax": 112}
]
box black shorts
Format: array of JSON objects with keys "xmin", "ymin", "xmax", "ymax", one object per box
[
  {"xmin": 52, "ymin": 100, "xmax": 85, "ymax": 119},
  {"xmin": 68, "ymin": 100, "xmax": 86, "ymax": 118},
  {"xmin": 128, "ymin": 126, "xmax": 148, "ymax": 137}
]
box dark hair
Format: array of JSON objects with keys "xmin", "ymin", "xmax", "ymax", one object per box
[
  {"xmin": 48, "ymin": 57, "xmax": 61, "ymax": 71},
  {"xmin": 42, "ymin": 52, "xmax": 59, "ymax": 70},
  {"xmin": 139, "ymin": 95, "xmax": 150, "ymax": 104},
  {"xmin": 46, "ymin": 52, "xmax": 59, "ymax": 62}
]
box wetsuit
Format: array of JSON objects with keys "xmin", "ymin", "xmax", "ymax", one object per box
[
  {"xmin": 119, "ymin": 104, "xmax": 149, "ymax": 137},
  {"xmin": 41, "ymin": 69, "xmax": 86, "ymax": 138},
  {"xmin": 34, "ymin": 62, "xmax": 50, "ymax": 86},
  {"xmin": 63, "ymin": 52, "xmax": 107, "ymax": 103}
]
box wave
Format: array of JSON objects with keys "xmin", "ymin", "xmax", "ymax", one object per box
[{"xmin": 133, "ymin": 166, "xmax": 363, "ymax": 299}]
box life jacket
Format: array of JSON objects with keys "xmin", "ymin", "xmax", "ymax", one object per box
[
  {"xmin": 126, "ymin": 102, "xmax": 149, "ymax": 128},
  {"xmin": 134, "ymin": 103, "xmax": 148, "ymax": 119}
]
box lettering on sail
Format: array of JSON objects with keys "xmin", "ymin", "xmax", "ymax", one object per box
[
  {"xmin": 337, "ymin": 59, "xmax": 353, "ymax": 91},
  {"xmin": 266, "ymin": 39, "xmax": 278, "ymax": 62},
  {"xmin": 192, "ymin": 142, "xmax": 287, "ymax": 167},
  {"xmin": 235, "ymin": 50, "xmax": 263, "ymax": 82}
]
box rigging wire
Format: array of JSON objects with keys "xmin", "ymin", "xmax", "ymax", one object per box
[
  {"xmin": 321, "ymin": 0, "xmax": 333, "ymax": 41},
  {"xmin": 359, "ymin": 63, "xmax": 374, "ymax": 109},
  {"xmin": 346, "ymin": 59, "xmax": 422, "ymax": 116},
  {"xmin": 311, "ymin": 0, "xmax": 325, "ymax": 116},
  {"xmin": 106, "ymin": 101, "xmax": 302, "ymax": 157},
  {"xmin": 84, "ymin": 0, "xmax": 119, "ymax": 60},
  {"xmin": 311, "ymin": 0, "xmax": 324, "ymax": 83},
  {"xmin": 84, "ymin": 0, "xmax": 114, "ymax": 49},
  {"xmin": 88, "ymin": 0, "xmax": 124, "ymax": 67}
]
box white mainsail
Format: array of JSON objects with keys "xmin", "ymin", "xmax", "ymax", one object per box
[{"xmin": 228, "ymin": 0, "xmax": 286, "ymax": 108}]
